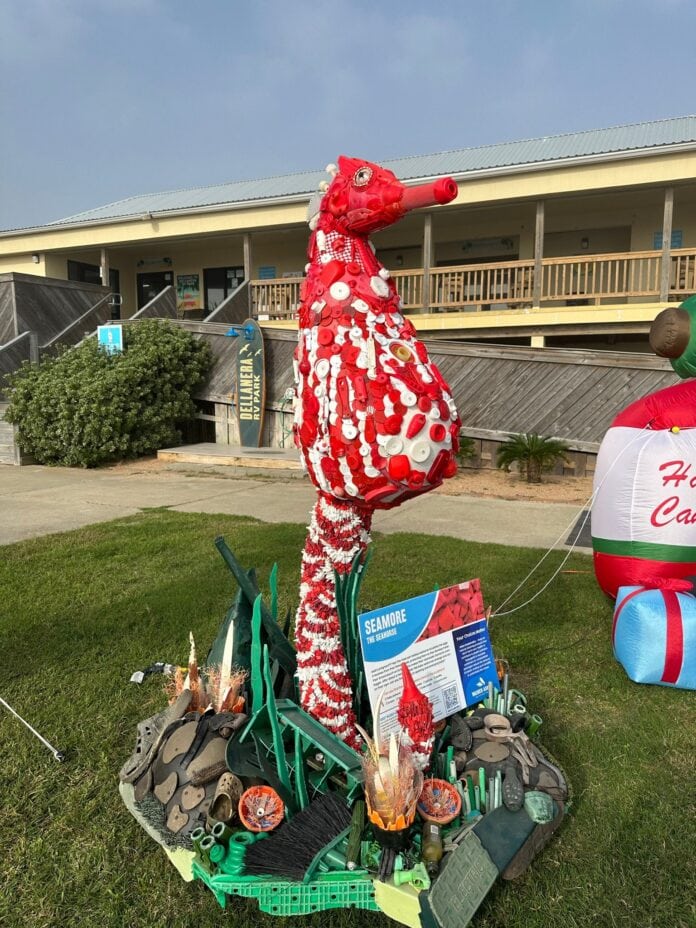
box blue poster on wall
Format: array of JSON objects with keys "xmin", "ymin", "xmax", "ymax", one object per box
[{"xmin": 97, "ymin": 324, "xmax": 124, "ymax": 355}]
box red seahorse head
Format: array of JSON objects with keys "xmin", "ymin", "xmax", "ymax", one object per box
[{"xmin": 321, "ymin": 156, "xmax": 457, "ymax": 236}]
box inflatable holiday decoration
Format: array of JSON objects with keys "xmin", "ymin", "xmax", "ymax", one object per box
[
  {"xmin": 293, "ymin": 157, "xmax": 460, "ymax": 745},
  {"xmin": 612, "ymin": 580, "xmax": 696, "ymax": 689},
  {"xmin": 592, "ymin": 296, "xmax": 696, "ymax": 597},
  {"xmin": 591, "ymin": 379, "xmax": 696, "ymax": 597}
]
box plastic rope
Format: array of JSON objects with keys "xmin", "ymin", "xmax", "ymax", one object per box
[{"xmin": 492, "ymin": 426, "xmax": 660, "ymax": 619}]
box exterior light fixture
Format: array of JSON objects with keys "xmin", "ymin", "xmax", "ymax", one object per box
[{"xmin": 31, "ymin": 253, "xmax": 40, "ymax": 263}]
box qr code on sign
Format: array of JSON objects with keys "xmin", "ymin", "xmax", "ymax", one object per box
[{"xmin": 442, "ymin": 684, "xmax": 460, "ymax": 713}]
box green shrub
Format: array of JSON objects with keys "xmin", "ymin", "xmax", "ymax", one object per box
[
  {"xmin": 455, "ymin": 433, "xmax": 478, "ymax": 468},
  {"xmin": 4, "ymin": 320, "xmax": 211, "ymax": 467},
  {"xmin": 496, "ymin": 432, "xmax": 569, "ymax": 483}
]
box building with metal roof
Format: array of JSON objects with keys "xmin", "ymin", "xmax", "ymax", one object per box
[{"xmin": 2, "ymin": 115, "xmax": 696, "ymax": 350}]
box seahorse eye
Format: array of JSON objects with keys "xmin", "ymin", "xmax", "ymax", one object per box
[{"xmin": 353, "ymin": 166, "xmax": 373, "ymax": 187}]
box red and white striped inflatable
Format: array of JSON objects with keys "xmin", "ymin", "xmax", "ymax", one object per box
[{"xmin": 592, "ymin": 380, "xmax": 696, "ymax": 597}]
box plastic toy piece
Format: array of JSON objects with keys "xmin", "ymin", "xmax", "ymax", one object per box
[
  {"xmin": 238, "ymin": 786, "xmax": 285, "ymax": 832},
  {"xmin": 293, "ymin": 158, "xmax": 461, "ymax": 745},
  {"xmin": 393, "ymin": 861, "xmax": 431, "ymax": 891},
  {"xmin": 346, "ymin": 799, "xmax": 365, "ymax": 870},
  {"xmin": 262, "ymin": 644, "xmax": 293, "ymax": 797},
  {"xmin": 204, "ymin": 870, "xmax": 379, "ymax": 916},
  {"xmin": 397, "ymin": 663, "xmax": 435, "ymax": 769},
  {"xmin": 269, "ymin": 562, "xmax": 279, "ymax": 619},
  {"xmin": 419, "ymin": 830, "xmax": 498, "ymax": 928},
  {"xmin": 250, "ymin": 596, "xmax": 264, "ymax": 718},
  {"xmin": 294, "ymin": 728, "xmax": 310, "ymax": 810},
  {"xmin": 215, "ymin": 537, "xmax": 296, "ymax": 677},
  {"xmin": 417, "ymin": 778, "xmax": 462, "ymax": 825}
]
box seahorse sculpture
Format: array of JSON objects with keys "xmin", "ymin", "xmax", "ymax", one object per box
[{"xmin": 293, "ymin": 156, "xmax": 461, "ymax": 747}]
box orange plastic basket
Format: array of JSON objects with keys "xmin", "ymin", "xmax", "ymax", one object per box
[{"xmin": 238, "ymin": 786, "xmax": 285, "ymax": 832}]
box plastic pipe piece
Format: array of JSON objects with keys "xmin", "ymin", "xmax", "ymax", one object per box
[
  {"xmin": 488, "ymin": 778, "xmax": 495, "ymax": 811},
  {"xmin": 495, "ymin": 770, "xmax": 502, "ymax": 810},
  {"xmin": 487, "ymin": 683, "xmax": 494, "ymax": 709},
  {"xmin": 509, "ymin": 689, "xmax": 527, "ymax": 707},
  {"xmin": 502, "ymin": 673, "xmax": 509, "ymax": 713},
  {"xmin": 446, "ymin": 746, "xmax": 455, "ymax": 783},
  {"xmin": 466, "ymin": 775, "xmax": 477, "ymax": 812},
  {"xmin": 212, "ymin": 821, "xmax": 232, "ymax": 845},
  {"xmin": 527, "ymin": 714, "xmax": 543, "ymax": 737},
  {"xmin": 209, "ymin": 842, "xmax": 226, "ymax": 864},
  {"xmin": 479, "ymin": 768, "xmax": 486, "ymax": 812},
  {"xmin": 346, "ymin": 800, "xmax": 365, "ymax": 871}
]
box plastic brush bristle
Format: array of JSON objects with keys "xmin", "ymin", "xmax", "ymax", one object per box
[{"xmin": 243, "ymin": 792, "xmax": 352, "ymax": 881}]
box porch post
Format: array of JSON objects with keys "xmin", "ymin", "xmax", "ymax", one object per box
[
  {"xmin": 243, "ymin": 233, "xmax": 253, "ymax": 314},
  {"xmin": 532, "ymin": 201, "xmax": 545, "ymax": 307},
  {"xmin": 422, "ymin": 213, "xmax": 432, "ymax": 313},
  {"xmin": 659, "ymin": 187, "xmax": 674, "ymax": 303},
  {"xmin": 100, "ymin": 248, "xmax": 110, "ymax": 289}
]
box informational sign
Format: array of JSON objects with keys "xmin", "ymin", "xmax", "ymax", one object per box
[
  {"xmin": 176, "ymin": 273, "xmax": 201, "ymax": 311},
  {"xmin": 235, "ymin": 318, "xmax": 265, "ymax": 447},
  {"xmin": 358, "ymin": 580, "xmax": 499, "ymax": 736},
  {"xmin": 97, "ymin": 324, "xmax": 123, "ymax": 355}
]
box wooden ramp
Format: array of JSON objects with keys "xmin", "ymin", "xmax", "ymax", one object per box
[
  {"xmin": 178, "ymin": 322, "xmax": 677, "ymax": 451},
  {"xmin": 157, "ymin": 442, "xmax": 302, "ymax": 470}
]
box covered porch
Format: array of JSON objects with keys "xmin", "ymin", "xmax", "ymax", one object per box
[{"xmin": 251, "ymin": 245, "xmax": 696, "ymax": 319}]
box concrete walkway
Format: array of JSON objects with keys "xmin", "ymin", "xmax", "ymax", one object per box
[{"xmin": 0, "ymin": 462, "xmax": 590, "ymax": 552}]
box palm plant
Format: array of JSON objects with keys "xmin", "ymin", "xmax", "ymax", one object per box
[
  {"xmin": 496, "ymin": 432, "xmax": 569, "ymax": 483},
  {"xmin": 455, "ymin": 434, "xmax": 477, "ymax": 469}
]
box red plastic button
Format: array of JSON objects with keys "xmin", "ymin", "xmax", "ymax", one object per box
[{"xmin": 387, "ymin": 455, "xmax": 410, "ymax": 481}]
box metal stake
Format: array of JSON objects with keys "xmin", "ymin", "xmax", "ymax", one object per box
[{"xmin": 0, "ymin": 696, "xmax": 65, "ymax": 761}]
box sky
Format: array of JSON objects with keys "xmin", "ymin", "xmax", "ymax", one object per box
[{"xmin": 1, "ymin": 0, "xmax": 695, "ymax": 230}]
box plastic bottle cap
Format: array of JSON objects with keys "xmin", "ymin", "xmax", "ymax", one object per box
[{"xmin": 672, "ymin": 426, "xmax": 681, "ymax": 433}]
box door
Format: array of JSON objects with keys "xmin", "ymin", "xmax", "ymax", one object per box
[
  {"xmin": 137, "ymin": 271, "xmax": 173, "ymax": 309},
  {"xmin": 204, "ymin": 266, "xmax": 245, "ymax": 314}
]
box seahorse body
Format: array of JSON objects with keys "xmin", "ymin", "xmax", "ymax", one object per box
[{"xmin": 293, "ymin": 156, "xmax": 461, "ymax": 745}]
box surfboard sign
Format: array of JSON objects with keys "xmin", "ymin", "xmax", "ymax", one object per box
[{"xmin": 235, "ymin": 319, "xmax": 265, "ymax": 447}]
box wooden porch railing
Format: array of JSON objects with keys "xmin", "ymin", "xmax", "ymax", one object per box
[{"xmin": 250, "ymin": 247, "xmax": 696, "ymax": 319}]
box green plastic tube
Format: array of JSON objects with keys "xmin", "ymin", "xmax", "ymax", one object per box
[
  {"xmin": 466, "ymin": 775, "xmax": 477, "ymax": 812},
  {"xmin": 346, "ymin": 800, "xmax": 365, "ymax": 871},
  {"xmin": 527, "ymin": 714, "xmax": 543, "ymax": 737},
  {"xmin": 211, "ymin": 821, "xmax": 232, "ymax": 846},
  {"xmin": 209, "ymin": 842, "xmax": 226, "ymax": 865},
  {"xmin": 446, "ymin": 746, "xmax": 455, "ymax": 783},
  {"xmin": 479, "ymin": 767, "xmax": 486, "ymax": 812}
]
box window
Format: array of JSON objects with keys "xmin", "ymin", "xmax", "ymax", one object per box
[{"xmin": 67, "ymin": 259, "xmax": 120, "ymax": 294}]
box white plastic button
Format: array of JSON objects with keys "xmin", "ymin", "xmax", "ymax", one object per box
[
  {"xmin": 330, "ymin": 282, "xmax": 351, "ymax": 301},
  {"xmin": 370, "ymin": 275, "xmax": 390, "ymax": 298},
  {"xmin": 411, "ymin": 442, "xmax": 431, "ymax": 463}
]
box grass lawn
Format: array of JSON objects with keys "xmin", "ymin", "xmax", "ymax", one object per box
[{"xmin": 0, "ymin": 510, "xmax": 694, "ymax": 928}]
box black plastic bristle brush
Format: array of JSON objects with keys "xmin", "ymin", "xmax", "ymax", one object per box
[{"xmin": 243, "ymin": 791, "xmax": 352, "ymax": 881}]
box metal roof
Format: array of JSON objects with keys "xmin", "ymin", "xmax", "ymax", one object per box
[{"xmin": 14, "ymin": 115, "xmax": 696, "ymax": 232}]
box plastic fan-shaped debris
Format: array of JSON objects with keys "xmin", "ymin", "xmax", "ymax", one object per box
[
  {"xmin": 417, "ymin": 778, "xmax": 462, "ymax": 824},
  {"xmin": 238, "ymin": 786, "xmax": 285, "ymax": 832}
]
